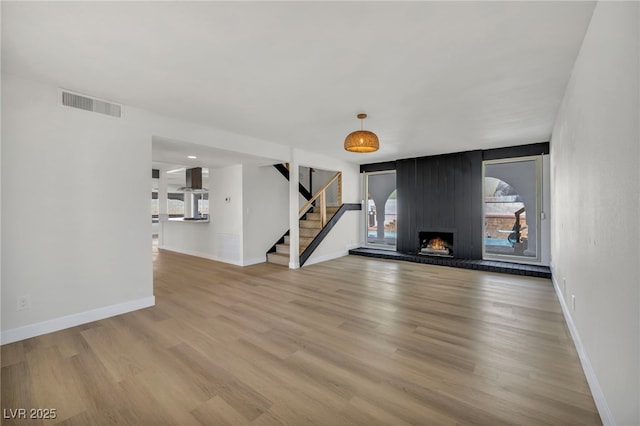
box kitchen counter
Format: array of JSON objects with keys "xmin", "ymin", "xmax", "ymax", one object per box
[{"xmin": 167, "ymin": 217, "xmax": 209, "ymax": 223}]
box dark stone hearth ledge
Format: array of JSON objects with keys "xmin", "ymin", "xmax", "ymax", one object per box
[{"xmin": 348, "ymin": 248, "xmax": 551, "ymax": 279}]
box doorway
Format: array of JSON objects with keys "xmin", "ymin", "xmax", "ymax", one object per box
[
  {"xmin": 364, "ymin": 171, "xmax": 397, "ymax": 250},
  {"xmin": 483, "ymin": 156, "xmax": 541, "ymax": 263}
]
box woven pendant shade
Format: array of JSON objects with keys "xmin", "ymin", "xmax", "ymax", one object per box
[{"xmin": 344, "ymin": 114, "xmax": 379, "ymax": 153}]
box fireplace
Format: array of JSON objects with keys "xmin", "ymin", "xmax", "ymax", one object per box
[{"xmin": 419, "ymin": 230, "xmax": 455, "ymax": 258}]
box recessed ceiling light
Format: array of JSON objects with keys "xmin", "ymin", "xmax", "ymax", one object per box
[{"xmin": 187, "ymin": 155, "xmax": 197, "ymax": 159}]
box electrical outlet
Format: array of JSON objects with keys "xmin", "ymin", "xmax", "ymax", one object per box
[
  {"xmin": 571, "ymin": 294, "xmax": 576, "ymax": 312},
  {"xmin": 17, "ymin": 295, "xmax": 29, "ymax": 311}
]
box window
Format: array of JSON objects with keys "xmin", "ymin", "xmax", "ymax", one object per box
[
  {"xmin": 364, "ymin": 171, "xmax": 397, "ymax": 249},
  {"xmin": 483, "ymin": 156, "xmax": 541, "ymax": 262}
]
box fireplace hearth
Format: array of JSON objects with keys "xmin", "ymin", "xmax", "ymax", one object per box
[{"xmin": 419, "ymin": 231, "xmax": 455, "ymax": 258}]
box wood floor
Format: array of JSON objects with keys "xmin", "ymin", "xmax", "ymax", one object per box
[{"xmin": 1, "ymin": 250, "xmax": 601, "ymax": 425}]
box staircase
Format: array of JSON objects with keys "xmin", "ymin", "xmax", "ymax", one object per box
[
  {"xmin": 267, "ymin": 168, "xmax": 362, "ymax": 267},
  {"xmin": 266, "ymin": 206, "xmax": 340, "ymax": 266}
]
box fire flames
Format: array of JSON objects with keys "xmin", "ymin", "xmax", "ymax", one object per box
[{"xmin": 428, "ymin": 237, "xmax": 447, "ymax": 250}]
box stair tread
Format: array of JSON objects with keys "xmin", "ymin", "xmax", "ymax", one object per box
[
  {"xmin": 267, "ymin": 252, "xmax": 289, "ymax": 266},
  {"xmin": 269, "ymin": 203, "xmax": 344, "ymax": 265},
  {"xmin": 284, "ymin": 236, "xmax": 314, "ymax": 243},
  {"xmin": 276, "ymin": 242, "xmax": 309, "ymax": 255}
]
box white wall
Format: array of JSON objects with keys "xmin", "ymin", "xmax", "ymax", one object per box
[
  {"xmin": 242, "ymin": 165, "xmax": 289, "ymax": 265},
  {"xmin": 161, "ymin": 165, "xmax": 244, "ymax": 265},
  {"xmin": 0, "ymin": 74, "xmax": 296, "ymax": 342},
  {"xmin": 1, "ymin": 75, "xmax": 154, "ymax": 342},
  {"xmin": 304, "ymin": 211, "xmax": 361, "ymax": 266},
  {"xmin": 300, "ymin": 167, "xmax": 339, "ymax": 205},
  {"xmin": 550, "ymin": 2, "xmax": 639, "ymax": 424}
]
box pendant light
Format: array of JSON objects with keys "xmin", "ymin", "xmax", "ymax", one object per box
[{"xmin": 344, "ymin": 113, "xmax": 379, "ymax": 153}]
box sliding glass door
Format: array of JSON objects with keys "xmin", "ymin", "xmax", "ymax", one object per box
[
  {"xmin": 483, "ymin": 156, "xmax": 541, "ymax": 262},
  {"xmin": 364, "ymin": 171, "xmax": 397, "ymax": 250}
]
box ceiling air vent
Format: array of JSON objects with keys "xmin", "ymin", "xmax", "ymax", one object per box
[{"xmin": 61, "ymin": 90, "xmax": 122, "ymax": 118}]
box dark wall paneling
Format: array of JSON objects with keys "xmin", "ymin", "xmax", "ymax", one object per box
[
  {"xmin": 397, "ymin": 151, "xmax": 482, "ymax": 259},
  {"xmin": 396, "ymin": 158, "xmax": 416, "ymax": 253},
  {"xmin": 469, "ymin": 151, "xmax": 484, "ymax": 258},
  {"xmin": 360, "ymin": 161, "xmax": 396, "ymax": 173},
  {"xmin": 482, "ymin": 142, "xmax": 549, "ymax": 161}
]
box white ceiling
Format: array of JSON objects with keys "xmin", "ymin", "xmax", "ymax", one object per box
[
  {"xmin": 2, "ymin": 1, "xmax": 596, "ymax": 165},
  {"xmin": 152, "ymin": 136, "xmax": 278, "ymax": 172}
]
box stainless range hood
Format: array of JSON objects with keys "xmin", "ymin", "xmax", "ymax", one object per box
[
  {"xmin": 180, "ymin": 167, "xmax": 209, "ymax": 221},
  {"xmin": 178, "ymin": 167, "xmax": 208, "ymax": 193}
]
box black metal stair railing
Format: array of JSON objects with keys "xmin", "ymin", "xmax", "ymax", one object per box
[
  {"xmin": 268, "ymin": 166, "xmax": 360, "ymax": 266},
  {"xmin": 273, "ymin": 164, "xmax": 313, "ymax": 201},
  {"xmin": 299, "ymin": 203, "xmax": 361, "ymax": 266}
]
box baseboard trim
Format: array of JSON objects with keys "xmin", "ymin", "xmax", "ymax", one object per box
[
  {"xmin": 160, "ymin": 246, "xmax": 243, "ymax": 266},
  {"xmin": 161, "ymin": 246, "xmax": 268, "ymax": 267},
  {"xmin": 1, "ymin": 296, "xmax": 155, "ymax": 345},
  {"xmin": 551, "ymin": 272, "xmax": 613, "ymax": 425},
  {"xmin": 303, "ymin": 243, "xmax": 361, "ymax": 267},
  {"xmin": 242, "ymin": 257, "xmax": 266, "ymax": 266},
  {"xmin": 303, "ymin": 249, "xmax": 346, "ymax": 267}
]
